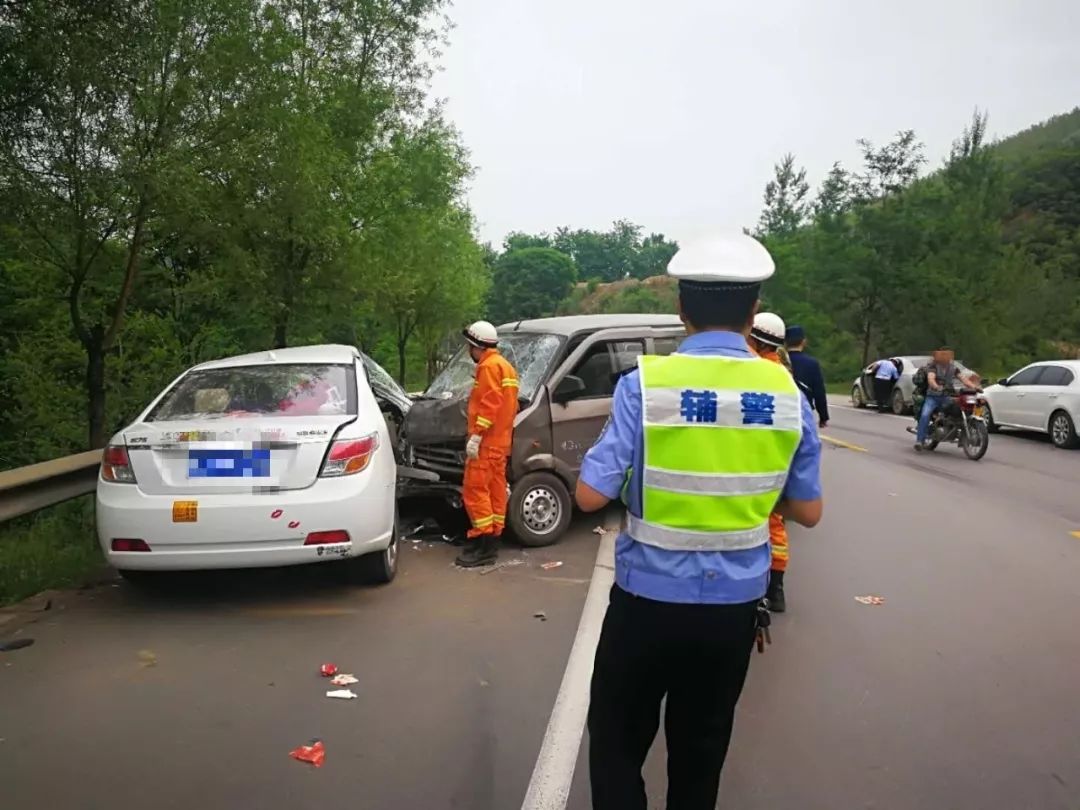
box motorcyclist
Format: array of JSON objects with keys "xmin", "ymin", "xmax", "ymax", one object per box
[{"xmin": 914, "ymin": 348, "xmax": 981, "ymax": 451}]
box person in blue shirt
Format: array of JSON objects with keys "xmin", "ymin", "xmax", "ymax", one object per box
[
  {"xmin": 576, "ymin": 233, "xmax": 823, "ymax": 810},
  {"xmin": 872, "ymin": 357, "xmax": 901, "ymax": 412},
  {"xmin": 785, "ymin": 325, "xmax": 829, "ymax": 427}
]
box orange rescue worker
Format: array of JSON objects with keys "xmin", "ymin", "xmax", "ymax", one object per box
[
  {"xmin": 749, "ymin": 312, "xmax": 792, "ymax": 612},
  {"xmin": 455, "ymin": 320, "xmax": 519, "ymax": 568}
]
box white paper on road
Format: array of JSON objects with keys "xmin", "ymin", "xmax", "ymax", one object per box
[{"xmin": 325, "ymin": 689, "xmax": 359, "ymax": 699}]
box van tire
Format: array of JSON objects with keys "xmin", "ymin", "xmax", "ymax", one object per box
[{"xmin": 509, "ymin": 472, "xmax": 572, "ymax": 547}]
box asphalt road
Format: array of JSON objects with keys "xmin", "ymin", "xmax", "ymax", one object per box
[{"xmin": 2, "ymin": 401, "xmax": 1079, "ymax": 810}]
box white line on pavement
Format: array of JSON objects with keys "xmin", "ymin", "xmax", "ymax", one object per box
[{"xmin": 520, "ymin": 525, "xmax": 616, "ymax": 810}]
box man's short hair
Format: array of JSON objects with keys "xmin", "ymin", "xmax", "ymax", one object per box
[{"xmin": 678, "ymin": 281, "xmax": 759, "ymax": 332}]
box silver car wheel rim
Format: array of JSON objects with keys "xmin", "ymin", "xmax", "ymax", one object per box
[
  {"xmin": 1052, "ymin": 415, "xmax": 1069, "ymax": 445},
  {"xmin": 852, "ymin": 387, "xmax": 862, "ymax": 406},
  {"xmin": 522, "ymin": 486, "xmax": 561, "ymax": 535}
]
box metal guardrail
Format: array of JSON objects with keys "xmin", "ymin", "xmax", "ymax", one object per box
[{"xmin": 0, "ymin": 451, "xmax": 102, "ymax": 524}]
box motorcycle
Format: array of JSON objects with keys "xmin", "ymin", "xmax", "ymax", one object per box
[{"xmin": 908, "ymin": 388, "xmax": 990, "ymax": 460}]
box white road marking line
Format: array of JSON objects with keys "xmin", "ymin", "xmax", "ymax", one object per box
[{"xmin": 521, "ymin": 528, "xmax": 616, "ymax": 810}]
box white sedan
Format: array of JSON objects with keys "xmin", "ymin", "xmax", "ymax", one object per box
[
  {"xmin": 982, "ymin": 360, "xmax": 1080, "ymax": 449},
  {"xmin": 96, "ymin": 345, "xmax": 406, "ymax": 584}
]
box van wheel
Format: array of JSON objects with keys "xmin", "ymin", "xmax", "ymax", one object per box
[{"xmin": 509, "ymin": 472, "xmax": 572, "ymax": 547}]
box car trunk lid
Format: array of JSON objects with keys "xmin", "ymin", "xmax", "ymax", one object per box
[{"xmin": 124, "ymin": 417, "xmax": 353, "ymax": 495}]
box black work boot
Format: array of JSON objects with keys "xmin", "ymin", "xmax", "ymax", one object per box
[
  {"xmin": 475, "ymin": 534, "xmax": 499, "ymax": 566},
  {"xmin": 766, "ymin": 570, "xmax": 786, "ymax": 613},
  {"xmin": 455, "ymin": 535, "xmax": 499, "ymax": 568},
  {"xmin": 454, "ymin": 540, "xmax": 482, "ymax": 567}
]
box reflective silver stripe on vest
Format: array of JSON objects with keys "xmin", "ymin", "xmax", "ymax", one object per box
[
  {"xmin": 643, "ymin": 467, "xmax": 789, "ymax": 496},
  {"xmin": 643, "ymin": 387, "xmax": 802, "ymax": 431},
  {"xmin": 627, "ymin": 514, "xmax": 770, "ymax": 551}
]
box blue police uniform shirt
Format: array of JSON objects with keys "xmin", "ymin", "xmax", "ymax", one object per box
[
  {"xmin": 875, "ymin": 361, "xmax": 900, "ymax": 381},
  {"xmin": 579, "ymin": 331, "xmax": 822, "ymax": 605}
]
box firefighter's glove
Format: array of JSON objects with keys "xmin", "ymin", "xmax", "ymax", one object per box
[{"xmin": 466, "ymin": 434, "xmax": 482, "ymax": 461}]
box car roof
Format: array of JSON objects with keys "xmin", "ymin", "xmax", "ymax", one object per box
[
  {"xmin": 498, "ymin": 314, "xmax": 683, "ymax": 336},
  {"xmin": 193, "ymin": 344, "xmax": 360, "ymax": 370},
  {"xmin": 1029, "ymin": 359, "xmax": 1080, "ymax": 370}
]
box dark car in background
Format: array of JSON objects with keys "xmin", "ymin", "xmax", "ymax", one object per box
[{"xmin": 401, "ymin": 314, "xmax": 685, "ymax": 546}]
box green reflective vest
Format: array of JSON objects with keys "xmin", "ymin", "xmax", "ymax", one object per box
[{"xmin": 630, "ymin": 353, "xmax": 802, "ymax": 551}]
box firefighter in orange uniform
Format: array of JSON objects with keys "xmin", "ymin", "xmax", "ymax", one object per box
[
  {"xmin": 748, "ymin": 312, "xmax": 792, "ymax": 612},
  {"xmin": 456, "ymin": 320, "xmax": 519, "ymax": 568}
]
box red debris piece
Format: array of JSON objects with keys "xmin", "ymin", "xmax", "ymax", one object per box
[
  {"xmin": 289, "ymin": 739, "xmax": 325, "ymax": 768},
  {"xmin": 320, "ymin": 663, "xmax": 338, "ymax": 677}
]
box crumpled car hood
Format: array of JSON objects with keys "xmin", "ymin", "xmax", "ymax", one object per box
[{"xmin": 404, "ymin": 392, "xmax": 469, "ymax": 445}]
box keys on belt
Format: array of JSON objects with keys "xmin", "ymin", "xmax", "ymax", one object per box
[{"xmin": 755, "ymin": 599, "xmax": 772, "ymax": 654}]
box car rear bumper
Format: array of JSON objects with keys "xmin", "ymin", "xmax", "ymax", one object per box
[{"xmin": 96, "ymin": 475, "xmax": 394, "ymax": 571}]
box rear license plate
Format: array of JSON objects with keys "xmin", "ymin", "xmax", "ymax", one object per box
[
  {"xmin": 187, "ymin": 448, "xmax": 271, "ymax": 479},
  {"xmin": 172, "ymin": 501, "xmax": 198, "ymax": 523}
]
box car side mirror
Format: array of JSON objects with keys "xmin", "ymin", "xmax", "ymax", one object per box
[
  {"xmin": 552, "ymin": 374, "xmax": 587, "ymax": 404},
  {"xmin": 997, "ymin": 378, "xmax": 1009, "ymax": 387}
]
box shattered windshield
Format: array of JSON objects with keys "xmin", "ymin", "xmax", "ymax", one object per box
[{"xmin": 424, "ymin": 333, "xmax": 564, "ymax": 402}]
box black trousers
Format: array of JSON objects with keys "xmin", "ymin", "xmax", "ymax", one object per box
[
  {"xmin": 588, "ymin": 585, "xmax": 758, "ymax": 810},
  {"xmin": 873, "ymin": 378, "xmax": 893, "ymax": 410}
]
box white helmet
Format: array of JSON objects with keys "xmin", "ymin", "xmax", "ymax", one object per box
[
  {"xmin": 463, "ymin": 320, "xmax": 499, "ymax": 348},
  {"xmin": 751, "ymin": 312, "xmax": 786, "ymax": 347},
  {"xmin": 667, "ymin": 232, "xmax": 775, "ymax": 284}
]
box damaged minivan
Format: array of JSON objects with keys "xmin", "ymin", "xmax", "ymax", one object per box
[{"xmin": 400, "ymin": 314, "xmax": 685, "ymax": 546}]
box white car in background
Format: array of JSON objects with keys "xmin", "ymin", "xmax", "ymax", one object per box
[
  {"xmin": 982, "ymin": 360, "xmax": 1080, "ymax": 449},
  {"xmin": 96, "ymin": 345, "xmax": 407, "ymax": 584}
]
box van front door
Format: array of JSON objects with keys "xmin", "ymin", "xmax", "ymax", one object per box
[{"xmin": 549, "ymin": 335, "xmax": 644, "ymax": 482}]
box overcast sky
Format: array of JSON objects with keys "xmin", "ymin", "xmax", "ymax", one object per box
[{"xmin": 430, "ymin": 0, "xmax": 1080, "ymax": 247}]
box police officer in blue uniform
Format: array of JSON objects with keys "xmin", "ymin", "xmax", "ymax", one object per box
[{"xmin": 575, "ymin": 233, "xmax": 824, "ymax": 810}]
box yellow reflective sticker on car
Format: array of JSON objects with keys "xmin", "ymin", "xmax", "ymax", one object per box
[{"xmin": 172, "ymin": 501, "xmax": 198, "ymax": 523}]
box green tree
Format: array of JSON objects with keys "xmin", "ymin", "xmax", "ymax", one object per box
[
  {"xmin": 0, "ymin": 0, "xmax": 261, "ymax": 447},
  {"xmin": 754, "ymin": 153, "xmax": 810, "ymax": 237},
  {"xmin": 488, "ymin": 247, "xmax": 578, "ymax": 323}
]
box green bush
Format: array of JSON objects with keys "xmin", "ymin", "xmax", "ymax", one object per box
[{"xmin": 0, "ymin": 498, "xmax": 102, "ymax": 606}]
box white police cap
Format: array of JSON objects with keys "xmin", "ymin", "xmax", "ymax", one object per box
[{"xmin": 666, "ymin": 232, "xmax": 775, "ymax": 285}]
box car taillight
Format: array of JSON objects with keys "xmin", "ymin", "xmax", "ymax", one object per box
[
  {"xmin": 304, "ymin": 530, "xmax": 350, "ymax": 546},
  {"xmin": 111, "ymin": 538, "xmax": 151, "ymax": 552},
  {"xmin": 320, "ymin": 434, "xmax": 378, "ymax": 477},
  {"xmin": 101, "ymin": 445, "xmax": 136, "ymax": 483}
]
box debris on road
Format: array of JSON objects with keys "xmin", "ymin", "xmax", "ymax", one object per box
[
  {"xmin": 319, "ymin": 663, "xmax": 338, "ymax": 677},
  {"xmin": 330, "ymin": 673, "xmax": 358, "ymax": 686},
  {"xmin": 533, "ymin": 611, "xmax": 547, "ymax": 622},
  {"xmin": 137, "ymin": 649, "xmax": 157, "ymax": 667},
  {"xmin": 403, "ymin": 517, "xmax": 458, "ymax": 545},
  {"xmin": 592, "ymin": 526, "xmax": 606, "ymax": 536},
  {"xmin": 289, "ymin": 739, "xmax": 326, "ymax": 768},
  {"xmin": 855, "ymin": 595, "xmax": 886, "ymax": 606},
  {"xmin": 477, "ymin": 558, "xmax": 526, "ymax": 575},
  {"xmin": 325, "ymin": 689, "xmax": 358, "ymax": 700},
  {"xmin": 540, "ymin": 561, "xmax": 564, "ymax": 571},
  {"xmin": 0, "ymin": 638, "xmax": 34, "ymax": 653}
]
